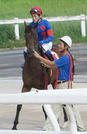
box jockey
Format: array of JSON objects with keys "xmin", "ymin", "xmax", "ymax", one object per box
[{"xmin": 24, "ymin": 6, "xmax": 54, "ymax": 61}]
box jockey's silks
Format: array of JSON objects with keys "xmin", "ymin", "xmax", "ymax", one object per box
[{"xmin": 29, "ymin": 19, "xmax": 53, "ymax": 43}]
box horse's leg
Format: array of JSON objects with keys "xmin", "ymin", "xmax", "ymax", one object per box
[
  {"xmin": 42, "ymin": 81, "xmax": 54, "ymax": 121},
  {"xmin": 12, "ymin": 86, "xmax": 30, "ymax": 130},
  {"xmin": 42, "ymin": 105, "xmax": 47, "ymax": 120},
  {"xmin": 12, "ymin": 104, "xmax": 22, "ymax": 130},
  {"xmin": 63, "ymin": 105, "xmax": 68, "ymax": 122}
]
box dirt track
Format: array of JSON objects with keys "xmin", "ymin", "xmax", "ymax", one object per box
[{"xmin": 0, "ymin": 104, "xmax": 87, "ymax": 131}]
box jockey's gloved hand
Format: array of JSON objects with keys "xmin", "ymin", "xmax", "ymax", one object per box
[{"xmin": 39, "ymin": 40, "xmax": 44, "ymax": 46}]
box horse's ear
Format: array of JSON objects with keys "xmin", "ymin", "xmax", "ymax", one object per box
[{"xmin": 24, "ymin": 21, "xmax": 27, "ymax": 27}]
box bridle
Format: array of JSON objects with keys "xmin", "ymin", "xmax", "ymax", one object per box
[
  {"xmin": 27, "ymin": 46, "xmax": 39, "ymax": 57},
  {"xmin": 25, "ymin": 24, "xmax": 39, "ymax": 57}
]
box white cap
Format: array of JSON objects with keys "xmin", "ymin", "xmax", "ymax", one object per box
[{"xmin": 60, "ymin": 36, "xmax": 72, "ymax": 47}]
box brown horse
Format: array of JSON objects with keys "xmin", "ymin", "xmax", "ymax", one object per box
[{"xmin": 12, "ymin": 23, "xmax": 58, "ymax": 130}]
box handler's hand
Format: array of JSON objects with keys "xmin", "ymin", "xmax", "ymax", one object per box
[{"xmin": 33, "ymin": 51, "xmax": 40, "ymax": 59}]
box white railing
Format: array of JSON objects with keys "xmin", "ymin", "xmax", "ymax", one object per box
[
  {"xmin": 0, "ymin": 89, "xmax": 87, "ymax": 134},
  {"xmin": 0, "ymin": 14, "xmax": 86, "ymax": 40},
  {"xmin": 0, "ymin": 89, "xmax": 87, "ymax": 104}
]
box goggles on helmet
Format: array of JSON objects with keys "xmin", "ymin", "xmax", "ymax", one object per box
[{"xmin": 30, "ymin": 8, "xmax": 42, "ymax": 15}]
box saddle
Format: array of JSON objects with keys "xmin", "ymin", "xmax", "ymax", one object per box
[{"xmin": 38, "ymin": 45, "xmax": 59, "ymax": 61}]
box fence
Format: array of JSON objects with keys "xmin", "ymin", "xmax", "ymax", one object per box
[
  {"xmin": 0, "ymin": 14, "xmax": 87, "ymax": 40},
  {"xmin": 0, "ymin": 89, "xmax": 87, "ymax": 134}
]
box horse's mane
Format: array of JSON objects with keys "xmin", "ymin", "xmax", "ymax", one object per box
[{"xmin": 24, "ymin": 23, "xmax": 38, "ymax": 51}]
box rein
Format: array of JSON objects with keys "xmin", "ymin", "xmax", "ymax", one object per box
[
  {"xmin": 27, "ymin": 48, "xmax": 34, "ymax": 56},
  {"xmin": 66, "ymin": 53, "xmax": 73, "ymax": 88},
  {"xmin": 27, "ymin": 47, "xmax": 38, "ymax": 57}
]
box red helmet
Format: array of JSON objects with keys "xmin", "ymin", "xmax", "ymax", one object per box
[{"xmin": 30, "ymin": 6, "xmax": 42, "ymax": 15}]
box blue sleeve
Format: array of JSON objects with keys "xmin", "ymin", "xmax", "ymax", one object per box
[
  {"xmin": 42, "ymin": 36, "xmax": 53, "ymax": 44},
  {"xmin": 42, "ymin": 20, "xmax": 53, "ymax": 44},
  {"xmin": 54, "ymin": 55, "xmax": 70, "ymax": 68}
]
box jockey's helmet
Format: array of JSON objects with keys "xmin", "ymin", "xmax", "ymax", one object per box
[
  {"xmin": 30, "ymin": 6, "xmax": 42, "ymax": 15},
  {"xmin": 60, "ymin": 36, "xmax": 72, "ymax": 48}
]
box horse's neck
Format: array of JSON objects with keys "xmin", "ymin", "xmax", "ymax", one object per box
[{"xmin": 25, "ymin": 54, "xmax": 40, "ymax": 66}]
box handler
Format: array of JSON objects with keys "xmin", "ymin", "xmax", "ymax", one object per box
[{"xmin": 34, "ymin": 35, "xmax": 85, "ymax": 131}]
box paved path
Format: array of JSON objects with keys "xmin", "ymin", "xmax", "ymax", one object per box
[{"xmin": 0, "ymin": 45, "xmax": 87, "ymax": 82}]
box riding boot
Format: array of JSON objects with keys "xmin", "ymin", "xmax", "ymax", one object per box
[
  {"xmin": 45, "ymin": 50, "xmax": 54, "ymax": 61},
  {"xmin": 45, "ymin": 53, "xmax": 54, "ymax": 61},
  {"xmin": 38, "ymin": 46, "xmax": 54, "ymax": 61}
]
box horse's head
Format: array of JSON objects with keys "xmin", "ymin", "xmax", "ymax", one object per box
[{"xmin": 24, "ymin": 22, "xmax": 38, "ymax": 56}]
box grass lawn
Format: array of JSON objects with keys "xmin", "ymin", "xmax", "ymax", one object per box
[
  {"xmin": 0, "ymin": 0, "xmax": 87, "ymax": 48},
  {"xmin": 0, "ymin": 0, "xmax": 87, "ymax": 19}
]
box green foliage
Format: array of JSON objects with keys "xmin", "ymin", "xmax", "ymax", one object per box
[
  {"xmin": 0, "ymin": 0, "xmax": 87, "ymax": 19},
  {"xmin": 0, "ymin": 0, "xmax": 87, "ymax": 48},
  {"xmin": 52, "ymin": 21, "xmax": 87, "ymax": 44},
  {"xmin": 0, "ymin": 25, "xmax": 15, "ymax": 48},
  {"xmin": 0, "ymin": 24, "xmax": 25, "ymax": 48}
]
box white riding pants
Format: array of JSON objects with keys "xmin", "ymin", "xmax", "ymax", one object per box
[{"xmin": 42, "ymin": 42, "xmax": 53, "ymax": 51}]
